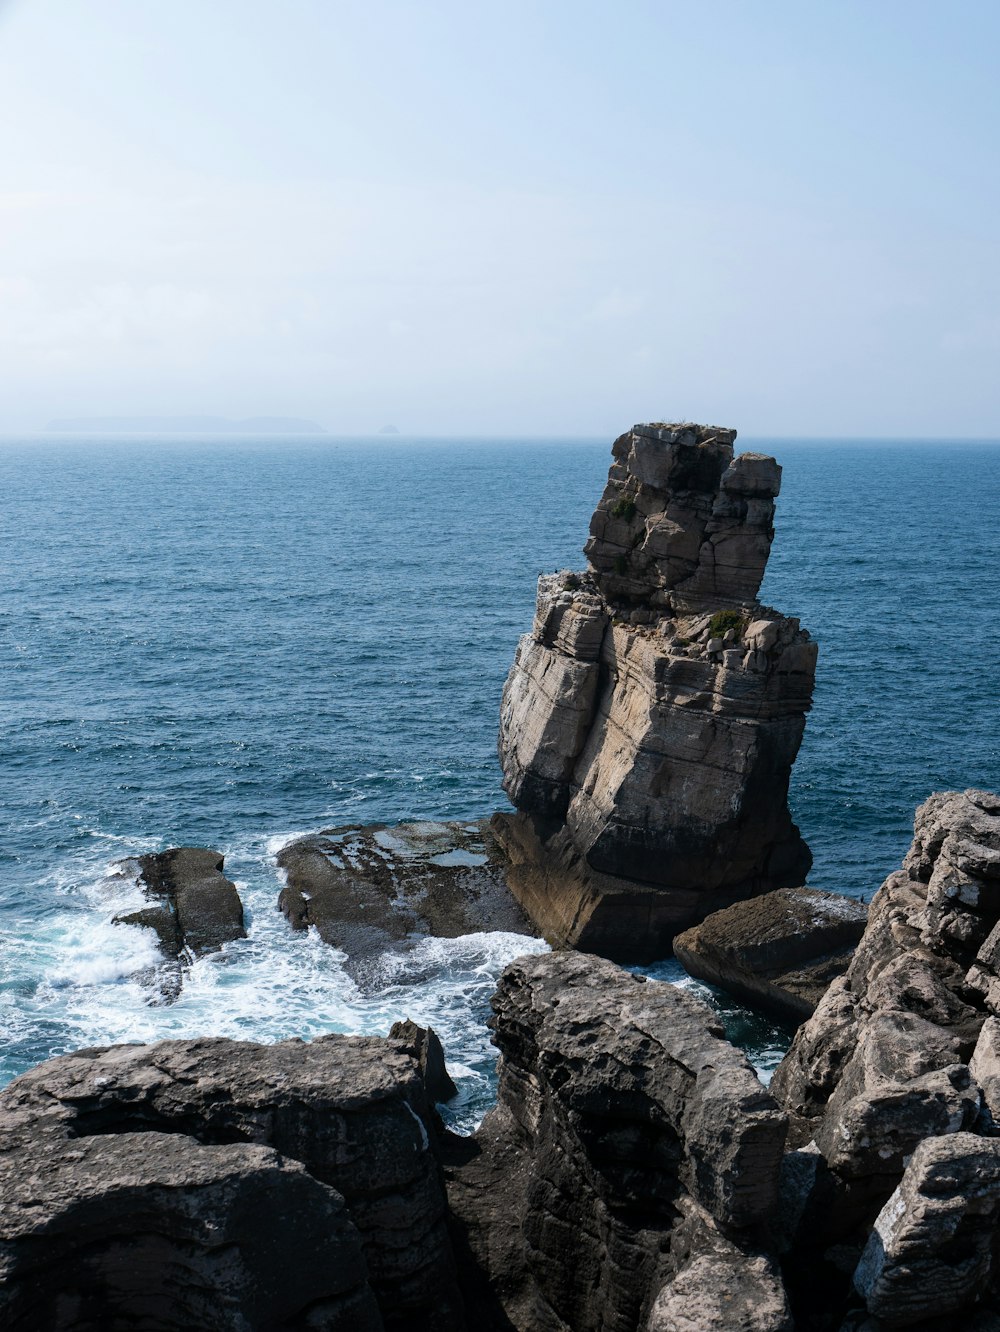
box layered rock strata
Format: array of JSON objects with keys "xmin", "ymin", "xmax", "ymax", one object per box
[
  {"xmin": 496, "ymin": 422, "xmax": 817, "ymax": 959},
  {"xmin": 0, "ymin": 1032, "xmax": 462, "ymax": 1331},
  {"xmin": 770, "ymin": 788, "xmax": 1000, "ymax": 1327},
  {"xmin": 674, "ymin": 887, "xmax": 868, "ymax": 1025},
  {"xmin": 444, "ymin": 951, "xmax": 791, "ymax": 1332},
  {"xmin": 277, "ymin": 819, "xmax": 535, "ymax": 988}
]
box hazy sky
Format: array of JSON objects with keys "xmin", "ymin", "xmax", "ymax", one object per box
[{"xmin": 1, "ymin": 0, "xmax": 998, "ymax": 436}]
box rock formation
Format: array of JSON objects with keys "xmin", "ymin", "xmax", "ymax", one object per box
[
  {"xmin": 495, "ymin": 422, "xmax": 817, "ymax": 960},
  {"xmin": 7, "ymin": 791, "xmax": 1000, "ymax": 1332},
  {"xmin": 674, "ymin": 887, "xmax": 868, "ymax": 1025},
  {"xmin": 443, "ymin": 951, "xmax": 792, "ymax": 1332},
  {"xmin": 0, "ymin": 1032, "xmax": 462, "ymax": 1331},
  {"xmin": 112, "ymin": 847, "xmax": 246, "ymax": 1001},
  {"xmin": 770, "ymin": 788, "xmax": 1000, "ymax": 1327},
  {"xmin": 276, "ymin": 820, "xmax": 535, "ymax": 988}
]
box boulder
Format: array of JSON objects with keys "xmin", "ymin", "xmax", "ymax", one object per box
[
  {"xmin": 0, "ymin": 1033, "xmax": 464, "ymax": 1331},
  {"xmin": 645, "ymin": 1199, "xmax": 793, "ymax": 1331},
  {"xmin": 853, "ymin": 1133, "xmax": 1000, "ymax": 1327},
  {"xmin": 673, "ymin": 886, "xmax": 868, "ymax": 1024},
  {"xmin": 496, "ymin": 422, "xmax": 816, "ymax": 959},
  {"xmin": 444, "ymin": 951, "xmax": 788, "ymax": 1332},
  {"xmin": 276, "ymin": 820, "xmax": 535, "ymax": 987},
  {"xmin": 0, "ymin": 1129, "xmax": 381, "ymax": 1332},
  {"xmin": 115, "ymin": 846, "xmax": 245, "ymax": 958}
]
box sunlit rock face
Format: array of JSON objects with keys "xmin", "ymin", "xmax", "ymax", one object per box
[{"xmin": 495, "ymin": 422, "xmax": 816, "ymax": 960}]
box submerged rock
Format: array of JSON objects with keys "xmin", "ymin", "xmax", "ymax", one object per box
[
  {"xmin": 276, "ymin": 819, "xmax": 535, "ymax": 988},
  {"xmin": 496, "ymin": 422, "xmax": 816, "ymax": 960},
  {"xmin": 673, "ymin": 886, "xmax": 868, "ymax": 1024}
]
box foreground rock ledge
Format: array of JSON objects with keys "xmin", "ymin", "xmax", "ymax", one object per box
[
  {"xmin": 0, "ymin": 1034, "xmax": 461, "ymax": 1331},
  {"xmin": 496, "ymin": 421, "xmax": 816, "ymax": 960},
  {"xmin": 0, "ymin": 957, "xmax": 792, "ymax": 1332},
  {"xmin": 8, "ymin": 793, "xmax": 998, "ymax": 1332}
]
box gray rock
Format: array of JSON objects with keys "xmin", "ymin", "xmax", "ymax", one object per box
[
  {"xmin": 496, "ymin": 421, "xmax": 816, "ymax": 958},
  {"xmin": 970, "ymin": 1015, "xmax": 1000, "ymax": 1126},
  {"xmin": 111, "ymin": 847, "xmax": 246, "ymax": 1003},
  {"xmin": 854, "ymin": 1133, "xmax": 1000, "ymax": 1326},
  {"xmin": 445, "ymin": 951, "xmax": 788, "ymax": 1332},
  {"xmin": 117, "ymin": 846, "xmax": 245, "ymax": 958},
  {"xmin": 673, "ymin": 886, "xmax": 868, "ymax": 1024},
  {"xmin": 0, "ymin": 1033, "xmax": 464, "ymax": 1330},
  {"xmin": 277, "ymin": 819, "xmax": 535, "ymax": 988},
  {"xmin": 773, "ymin": 791, "xmax": 1000, "ymax": 1155},
  {"xmin": 646, "ymin": 1201, "xmax": 792, "ymax": 1331},
  {"xmin": 767, "ymin": 791, "xmax": 1000, "ymax": 1324},
  {"xmin": 390, "ymin": 1019, "xmax": 458, "ymax": 1104},
  {"xmin": 0, "ymin": 1129, "xmax": 381, "ymax": 1331}
]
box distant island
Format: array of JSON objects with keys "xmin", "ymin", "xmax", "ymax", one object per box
[
  {"xmin": 44, "ymin": 415, "xmax": 327, "ymax": 435},
  {"xmin": 377, "ymin": 424, "xmax": 400, "ymax": 434}
]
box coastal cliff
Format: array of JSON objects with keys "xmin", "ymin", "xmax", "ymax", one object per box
[
  {"xmin": 5, "ymin": 791, "xmax": 1000, "ymax": 1330},
  {"xmin": 495, "ymin": 422, "xmax": 817, "ymax": 959}
]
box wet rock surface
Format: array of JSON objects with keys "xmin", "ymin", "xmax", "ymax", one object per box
[
  {"xmin": 276, "ymin": 819, "xmax": 536, "ymax": 989},
  {"xmin": 0, "ymin": 1032, "xmax": 462, "ymax": 1332},
  {"xmin": 112, "ymin": 846, "xmax": 246, "ymax": 1001},
  {"xmin": 674, "ymin": 887, "xmax": 868, "ymax": 1024},
  {"xmin": 497, "ymin": 422, "xmax": 816, "ymax": 958}
]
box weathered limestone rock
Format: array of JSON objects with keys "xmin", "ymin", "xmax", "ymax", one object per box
[
  {"xmin": 853, "ymin": 1133, "xmax": 1000, "ymax": 1327},
  {"xmin": 497, "ymin": 422, "xmax": 816, "ymax": 959},
  {"xmin": 277, "ymin": 820, "xmax": 535, "ymax": 987},
  {"xmin": 0, "ymin": 1034, "xmax": 464, "ymax": 1331},
  {"xmin": 674, "ymin": 886, "xmax": 868, "ymax": 1024},
  {"xmin": 646, "ymin": 1201, "xmax": 793, "ymax": 1332},
  {"xmin": 444, "ymin": 951, "xmax": 788, "ymax": 1332},
  {"xmin": 115, "ymin": 846, "xmax": 245, "ymax": 958},
  {"xmin": 767, "ymin": 790, "xmax": 1000, "ymax": 1327},
  {"xmin": 390, "ymin": 1018, "xmax": 458, "ymax": 1104},
  {"xmin": 773, "ymin": 791, "xmax": 1000, "ymax": 1155},
  {"xmin": 0, "ymin": 1130, "xmax": 381, "ymax": 1331}
]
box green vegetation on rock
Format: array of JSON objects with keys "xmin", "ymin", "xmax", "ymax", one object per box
[
  {"xmin": 609, "ymin": 495, "xmax": 636, "ymax": 521},
  {"xmin": 708, "ymin": 609, "xmax": 745, "ymax": 638}
]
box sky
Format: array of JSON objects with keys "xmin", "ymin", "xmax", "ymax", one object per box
[{"xmin": 0, "ymin": 0, "xmax": 998, "ymax": 437}]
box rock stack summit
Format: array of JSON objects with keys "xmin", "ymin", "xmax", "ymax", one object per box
[{"xmin": 495, "ymin": 422, "xmax": 818, "ymax": 959}]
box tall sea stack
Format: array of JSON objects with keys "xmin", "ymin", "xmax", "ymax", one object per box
[{"xmin": 494, "ymin": 422, "xmax": 817, "ymax": 960}]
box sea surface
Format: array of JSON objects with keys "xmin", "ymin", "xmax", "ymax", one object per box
[{"xmin": 1, "ymin": 434, "xmax": 998, "ymax": 1128}]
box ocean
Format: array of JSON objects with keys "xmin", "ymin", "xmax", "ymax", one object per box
[{"xmin": 1, "ymin": 434, "xmax": 998, "ymax": 1130}]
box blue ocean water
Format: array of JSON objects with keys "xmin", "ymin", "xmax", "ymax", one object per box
[{"xmin": 1, "ymin": 435, "xmax": 998, "ymax": 1124}]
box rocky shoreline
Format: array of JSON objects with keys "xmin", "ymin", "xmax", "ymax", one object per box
[
  {"xmin": 5, "ymin": 423, "xmax": 996, "ymax": 1330},
  {"xmin": 6, "ymin": 790, "xmax": 1000, "ymax": 1330}
]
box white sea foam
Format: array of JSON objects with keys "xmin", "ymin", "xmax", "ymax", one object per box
[
  {"xmin": 0, "ymin": 825, "xmax": 783, "ymax": 1127},
  {"xmin": 0, "ymin": 832, "xmax": 548, "ymax": 1131}
]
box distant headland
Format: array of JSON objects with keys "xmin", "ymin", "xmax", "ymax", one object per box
[{"xmin": 44, "ymin": 415, "xmax": 327, "ymax": 434}]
